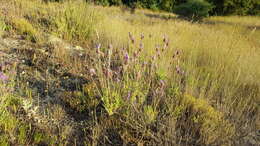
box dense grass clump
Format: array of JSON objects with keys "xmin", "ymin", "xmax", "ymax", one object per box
[{"xmin": 11, "ymin": 18, "xmax": 39, "ymax": 42}]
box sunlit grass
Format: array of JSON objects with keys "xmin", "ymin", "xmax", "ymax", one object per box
[{"xmin": 0, "ymin": 0, "xmax": 259, "ymax": 145}]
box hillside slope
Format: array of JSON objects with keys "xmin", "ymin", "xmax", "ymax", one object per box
[{"xmin": 0, "ymin": 0, "xmax": 259, "ymax": 145}]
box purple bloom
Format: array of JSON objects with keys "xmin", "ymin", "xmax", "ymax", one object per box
[
  {"xmin": 126, "ymin": 92, "xmax": 131, "ymax": 101},
  {"xmin": 124, "ymin": 52, "xmax": 129, "ymax": 63},
  {"xmin": 0, "ymin": 72, "xmax": 8, "ymax": 82},
  {"xmin": 89, "ymin": 68, "xmax": 96, "ymax": 76},
  {"xmin": 96, "ymin": 43, "xmax": 101, "ymax": 49}
]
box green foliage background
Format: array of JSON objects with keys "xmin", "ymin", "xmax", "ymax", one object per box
[
  {"xmin": 174, "ymin": 0, "xmax": 213, "ymax": 20},
  {"xmin": 88, "ymin": 0, "xmax": 260, "ymax": 16}
]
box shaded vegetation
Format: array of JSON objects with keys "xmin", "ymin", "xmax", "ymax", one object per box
[{"xmin": 89, "ymin": 0, "xmax": 260, "ymax": 16}]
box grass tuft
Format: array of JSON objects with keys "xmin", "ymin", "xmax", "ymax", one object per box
[{"xmin": 11, "ymin": 18, "xmax": 38, "ymax": 42}]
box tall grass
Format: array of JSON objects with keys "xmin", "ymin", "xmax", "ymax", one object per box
[{"xmin": 1, "ymin": 0, "xmax": 259, "ymax": 145}]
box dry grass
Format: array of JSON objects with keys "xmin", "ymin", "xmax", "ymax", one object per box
[{"xmin": 0, "ymin": 0, "xmax": 259, "ymax": 145}]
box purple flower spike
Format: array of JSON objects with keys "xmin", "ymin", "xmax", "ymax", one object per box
[
  {"xmin": 0, "ymin": 72, "xmax": 8, "ymax": 82},
  {"xmin": 124, "ymin": 52, "xmax": 129, "ymax": 62},
  {"xmin": 96, "ymin": 43, "xmax": 101, "ymax": 49},
  {"xmin": 89, "ymin": 68, "xmax": 96, "ymax": 76},
  {"xmin": 126, "ymin": 92, "xmax": 131, "ymax": 101}
]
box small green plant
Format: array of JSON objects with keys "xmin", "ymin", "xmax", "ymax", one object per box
[
  {"xmin": 174, "ymin": 0, "xmax": 214, "ymax": 20},
  {"xmin": 143, "ymin": 105, "xmax": 158, "ymax": 124},
  {"xmin": 0, "ymin": 18, "xmax": 6, "ymax": 36},
  {"xmin": 102, "ymin": 88, "xmax": 122, "ymax": 116},
  {"xmin": 12, "ymin": 18, "xmax": 38, "ymax": 42},
  {"xmin": 18, "ymin": 124, "xmax": 28, "ymax": 145},
  {"xmin": 34, "ymin": 132, "xmax": 44, "ymax": 143}
]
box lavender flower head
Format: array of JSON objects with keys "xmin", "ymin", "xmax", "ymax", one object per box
[
  {"xmin": 126, "ymin": 92, "xmax": 131, "ymax": 101},
  {"xmin": 96, "ymin": 43, "xmax": 101, "ymax": 50},
  {"xmin": 96, "ymin": 43, "xmax": 101, "ymax": 54},
  {"xmin": 0, "ymin": 72, "xmax": 8, "ymax": 82},
  {"xmin": 89, "ymin": 68, "xmax": 96, "ymax": 76},
  {"xmin": 124, "ymin": 52, "xmax": 129, "ymax": 63}
]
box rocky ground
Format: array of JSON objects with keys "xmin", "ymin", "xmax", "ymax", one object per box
[{"xmin": 0, "ymin": 34, "xmax": 99, "ymax": 145}]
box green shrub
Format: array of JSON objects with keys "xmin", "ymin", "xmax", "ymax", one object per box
[
  {"xmin": 159, "ymin": 0, "xmax": 175, "ymax": 11},
  {"xmin": 176, "ymin": 95, "xmax": 235, "ymax": 145},
  {"xmin": 93, "ymin": 0, "xmax": 110, "ymax": 6},
  {"xmin": 90, "ymin": 0, "xmax": 259, "ymax": 16},
  {"xmin": 223, "ymin": 0, "xmax": 259, "ymax": 15},
  {"xmin": 174, "ymin": 0, "xmax": 213, "ymax": 20},
  {"xmin": 206, "ymin": 0, "xmax": 260, "ymax": 15},
  {"xmin": 91, "ymin": 0, "xmax": 122, "ymax": 6},
  {"xmin": 109, "ymin": 0, "xmax": 123, "ymax": 5},
  {"xmin": 12, "ymin": 18, "xmax": 38, "ymax": 42}
]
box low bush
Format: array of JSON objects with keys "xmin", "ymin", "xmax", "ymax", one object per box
[
  {"xmin": 11, "ymin": 18, "xmax": 39, "ymax": 42},
  {"xmin": 176, "ymin": 94, "xmax": 235, "ymax": 145}
]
